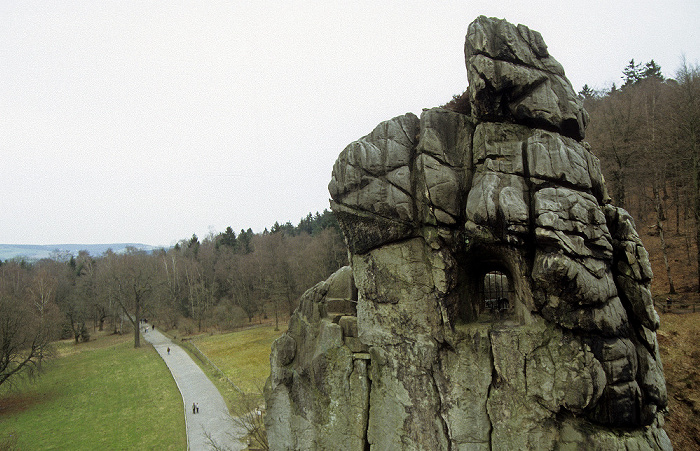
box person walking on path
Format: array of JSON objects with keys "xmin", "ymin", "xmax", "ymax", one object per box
[{"xmin": 142, "ymin": 328, "xmax": 246, "ymax": 450}]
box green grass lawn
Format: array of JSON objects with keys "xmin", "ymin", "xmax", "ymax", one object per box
[
  {"xmin": 0, "ymin": 333, "xmax": 186, "ymax": 450},
  {"xmin": 194, "ymin": 326, "xmax": 285, "ymax": 394}
]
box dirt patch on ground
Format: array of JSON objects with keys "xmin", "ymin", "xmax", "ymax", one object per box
[
  {"xmin": 636, "ymin": 215, "xmax": 700, "ymax": 448},
  {"xmin": 659, "ymin": 312, "xmax": 700, "ymax": 450},
  {"xmin": 0, "ymin": 392, "xmax": 51, "ymax": 418}
]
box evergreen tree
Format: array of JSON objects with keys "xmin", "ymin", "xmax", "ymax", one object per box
[
  {"xmin": 219, "ymin": 226, "xmax": 237, "ymax": 250},
  {"xmin": 238, "ymin": 229, "xmax": 254, "ymax": 254},
  {"xmin": 622, "ymin": 59, "xmax": 664, "ymax": 87},
  {"xmin": 622, "ymin": 59, "xmax": 643, "ymax": 87},
  {"xmin": 297, "ymin": 213, "xmax": 314, "ymax": 235},
  {"xmin": 187, "ymin": 234, "xmax": 200, "ymax": 257},
  {"xmin": 643, "ymin": 60, "xmax": 664, "ymax": 81},
  {"xmin": 270, "ymin": 221, "xmax": 295, "ymax": 236},
  {"xmin": 578, "ymin": 84, "xmax": 596, "ymax": 99}
]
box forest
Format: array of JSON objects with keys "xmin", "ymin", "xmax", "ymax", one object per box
[
  {"xmin": 0, "ymin": 210, "xmax": 347, "ymax": 386},
  {"xmin": 1, "ymin": 58, "xmax": 699, "ymax": 389},
  {"xmin": 582, "ymin": 59, "xmax": 700, "ymax": 293}
]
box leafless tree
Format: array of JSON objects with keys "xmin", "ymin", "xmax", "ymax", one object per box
[
  {"xmin": 103, "ymin": 248, "xmax": 158, "ymax": 348},
  {"xmin": 0, "ymin": 261, "xmax": 53, "ymax": 387},
  {"xmin": 672, "ymin": 60, "xmax": 700, "ymax": 290}
]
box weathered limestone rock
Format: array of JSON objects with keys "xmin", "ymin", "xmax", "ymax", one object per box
[
  {"xmin": 265, "ymin": 268, "xmax": 369, "ymax": 450},
  {"xmin": 329, "ymin": 113, "xmax": 420, "ymax": 254},
  {"xmin": 465, "ymin": 16, "xmax": 589, "ymax": 140},
  {"xmin": 266, "ymin": 16, "xmax": 670, "ymax": 450}
]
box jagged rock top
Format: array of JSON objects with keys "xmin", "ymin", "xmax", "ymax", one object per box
[
  {"xmin": 465, "ymin": 16, "xmax": 589, "ymax": 141},
  {"xmin": 465, "ymin": 16, "xmax": 564, "ymax": 74}
]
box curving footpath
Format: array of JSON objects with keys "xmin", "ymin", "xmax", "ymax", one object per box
[{"xmin": 143, "ymin": 327, "xmax": 246, "ymax": 451}]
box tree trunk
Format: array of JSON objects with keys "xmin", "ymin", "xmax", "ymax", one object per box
[
  {"xmin": 691, "ymin": 119, "xmax": 700, "ymax": 292},
  {"xmin": 612, "ymin": 168, "xmax": 626, "ymax": 209},
  {"xmin": 134, "ymin": 292, "xmax": 141, "ymax": 348},
  {"xmin": 119, "ymin": 289, "xmax": 141, "ymax": 348},
  {"xmin": 675, "ymin": 181, "xmax": 681, "ymax": 234},
  {"xmin": 69, "ymin": 314, "xmax": 80, "ymax": 344},
  {"xmin": 654, "ymin": 181, "xmax": 675, "ymax": 294},
  {"xmin": 695, "ymin": 142, "xmax": 700, "ymax": 292}
]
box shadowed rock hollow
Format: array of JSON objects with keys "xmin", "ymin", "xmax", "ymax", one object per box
[{"xmin": 265, "ymin": 16, "xmax": 671, "ymax": 450}]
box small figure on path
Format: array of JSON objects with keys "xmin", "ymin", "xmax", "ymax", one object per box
[
  {"xmin": 196, "ymin": 403, "xmax": 199, "ymax": 414},
  {"xmin": 193, "ymin": 402, "xmax": 196, "ymax": 414},
  {"xmin": 167, "ymin": 347, "xmax": 170, "ymax": 355}
]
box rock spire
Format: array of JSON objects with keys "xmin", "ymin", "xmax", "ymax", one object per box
[{"xmin": 265, "ymin": 16, "xmax": 670, "ymax": 450}]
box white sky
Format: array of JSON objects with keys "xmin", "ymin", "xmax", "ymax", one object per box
[{"xmin": 2, "ymin": 1, "xmax": 699, "ymax": 246}]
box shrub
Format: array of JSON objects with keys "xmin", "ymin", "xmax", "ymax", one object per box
[{"xmin": 442, "ymin": 90, "xmax": 471, "ymax": 114}]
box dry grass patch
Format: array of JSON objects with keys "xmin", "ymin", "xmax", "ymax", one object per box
[
  {"xmin": 658, "ymin": 312, "xmax": 700, "ymax": 449},
  {"xmin": 194, "ymin": 326, "xmax": 286, "ymax": 394}
]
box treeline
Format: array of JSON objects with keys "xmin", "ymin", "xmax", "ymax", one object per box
[
  {"xmin": 0, "ymin": 209, "xmax": 347, "ymax": 385},
  {"xmin": 583, "ymin": 59, "xmax": 700, "ymax": 292}
]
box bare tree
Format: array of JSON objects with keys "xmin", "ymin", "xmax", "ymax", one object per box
[
  {"xmin": 28, "ymin": 260, "xmax": 62, "ymax": 343},
  {"xmin": 216, "ymin": 249, "xmax": 261, "ymax": 323},
  {"xmin": 586, "ymin": 85, "xmax": 646, "ymax": 212},
  {"xmin": 205, "ymin": 389, "xmax": 269, "ymax": 451},
  {"xmin": 159, "ymin": 248, "xmax": 185, "ymax": 329},
  {"xmin": 0, "ymin": 261, "xmax": 52, "ymax": 387},
  {"xmin": 637, "ymin": 77, "xmax": 677, "ymax": 293},
  {"xmin": 105, "ymin": 249, "xmax": 158, "ymax": 348},
  {"xmin": 673, "ymin": 60, "xmax": 700, "ymax": 290}
]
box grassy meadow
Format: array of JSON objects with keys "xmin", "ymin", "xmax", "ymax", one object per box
[
  {"xmin": 4, "ymin": 306, "xmax": 696, "ymax": 450},
  {"xmin": 0, "ymin": 333, "xmax": 186, "ymax": 450},
  {"xmin": 193, "ymin": 325, "xmax": 285, "ymax": 394}
]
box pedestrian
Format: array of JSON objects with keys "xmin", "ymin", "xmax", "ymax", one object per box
[
  {"xmin": 196, "ymin": 403, "xmax": 199, "ymax": 414},
  {"xmin": 193, "ymin": 402, "xmax": 196, "ymax": 414},
  {"xmin": 167, "ymin": 347, "xmax": 170, "ymax": 355}
]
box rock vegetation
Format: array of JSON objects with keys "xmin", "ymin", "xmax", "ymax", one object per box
[{"xmin": 265, "ymin": 16, "xmax": 670, "ymax": 450}]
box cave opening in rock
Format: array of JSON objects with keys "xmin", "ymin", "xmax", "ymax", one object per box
[
  {"xmin": 480, "ymin": 270, "xmax": 514, "ymax": 320},
  {"xmin": 455, "ymin": 246, "xmax": 518, "ymax": 324}
]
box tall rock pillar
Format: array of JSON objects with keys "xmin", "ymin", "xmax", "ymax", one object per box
[{"xmin": 266, "ymin": 16, "xmax": 671, "ymax": 451}]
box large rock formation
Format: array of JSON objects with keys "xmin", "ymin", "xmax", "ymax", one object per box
[{"xmin": 265, "ymin": 16, "xmax": 670, "ymax": 450}]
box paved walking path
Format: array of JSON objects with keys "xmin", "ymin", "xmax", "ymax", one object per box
[{"xmin": 143, "ymin": 327, "xmax": 246, "ymax": 451}]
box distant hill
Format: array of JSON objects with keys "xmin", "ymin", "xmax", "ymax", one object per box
[{"xmin": 0, "ymin": 243, "xmax": 160, "ymax": 262}]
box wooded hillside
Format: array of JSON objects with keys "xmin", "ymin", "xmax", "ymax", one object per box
[
  {"xmin": 0, "ymin": 210, "xmax": 347, "ymax": 386},
  {"xmin": 584, "ymin": 59, "xmax": 700, "ymax": 295}
]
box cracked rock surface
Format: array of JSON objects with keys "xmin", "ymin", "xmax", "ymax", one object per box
[{"xmin": 265, "ymin": 16, "xmax": 670, "ymax": 450}]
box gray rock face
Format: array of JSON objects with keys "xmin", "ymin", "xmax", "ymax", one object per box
[
  {"xmin": 465, "ymin": 16, "xmax": 589, "ymax": 141},
  {"xmin": 266, "ymin": 16, "xmax": 670, "ymax": 450}
]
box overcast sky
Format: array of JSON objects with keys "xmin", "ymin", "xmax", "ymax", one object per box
[{"xmin": 2, "ymin": 1, "xmax": 699, "ymax": 246}]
